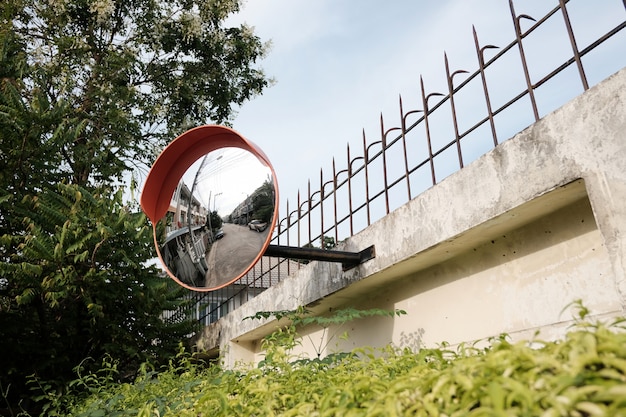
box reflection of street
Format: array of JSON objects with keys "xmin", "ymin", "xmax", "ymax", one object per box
[{"xmin": 204, "ymin": 222, "xmax": 270, "ymax": 289}]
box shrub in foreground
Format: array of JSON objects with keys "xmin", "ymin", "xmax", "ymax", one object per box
[{"xmin": 59, "ymin": 314, "xmax": 626, "ymax": 416}]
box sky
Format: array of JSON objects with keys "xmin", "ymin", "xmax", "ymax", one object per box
[
  {"xmin": 224, "ymin": 0, "xmax": 625, "ymax": 225},
  {"xmin": 184, "ymin": 147, "xmax": 272, "ymax": 217}
]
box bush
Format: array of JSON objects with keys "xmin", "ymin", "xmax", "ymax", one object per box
[{"xmin": 57, "ymin": 310, "xmax": 626, "ymax": 416}]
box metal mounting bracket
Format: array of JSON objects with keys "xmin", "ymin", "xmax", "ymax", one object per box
[{"xmin": 264, "ymin": 245, "xmax": 376, "ymax": 271}]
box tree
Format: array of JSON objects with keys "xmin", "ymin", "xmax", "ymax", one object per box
[
  {"xmin": 251, "ymin": 179, "xmax": 275, "ymax": 222},
  {"xmin": 0, "ymin": 0, "xmax": 271, "ymax": 413},
  {"xmin": 207, "ymin": 210, "xmax": 223, "ymax": 230},
  {"xmin": 0, "ymin": 184, "xmax": 194, "ymax": 413},
  {"xmin": 2, "ymin": 0, "xmax": 269, "ymax": 189}
]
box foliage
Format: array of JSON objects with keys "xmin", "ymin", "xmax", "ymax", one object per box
[
  {"xmin": 0, "ymin": 183, "xmax": 196, "ymax": 414},
  {"xmin": 250, "ymin": 180, "xmax": 274, "ymax": 223},
  {"xmin": 207, "ymin": 210, "xmax": 223, "ymax": 230},
  {"xmin": 299, "ymin": 236, "xmax": 336, "ymax": 265},
  {"xmin": 25, "ymin": 354, "xmax": 122, "ymax": 416},
  {"xmin": 321, "ymin": 235, "xmax": 336, "ymax": 250},
  {"xmin": 1, "ymin": 0, "xmax": 270, "ymax": 188},
  {"xmin": 302, "ymin": 236, "xmax": 336, "ymax": 251},
  {"xmin": 0, "ymin": 0, "xmax": 271, "ymax": 413},
  {"xmin": 57, "ymin": 311, "xmax": 626, "ymax": 416},
  {"xmin": 246, "ymin": 306, "xmax": 407, "ymax": 361},
  {"xmin": 244, "ymin": 306, "xmax": 406, "ymax": 366}
]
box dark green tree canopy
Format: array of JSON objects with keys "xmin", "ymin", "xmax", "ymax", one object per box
[
  {"xmin": 208, "ymin": 210, "xmax": 223, "ymax": 230},
  {"xmin": 2, "ymin": 0, "xmax": 270, "ymax": 187},
  {"xmin": 251, "ymin": 179, "xmax": 274, "ymax": 222}
]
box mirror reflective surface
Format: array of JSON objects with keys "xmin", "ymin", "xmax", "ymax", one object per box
[{"xmin": 153, "ymin": 147, "xmax": 276, "ymax": 290}]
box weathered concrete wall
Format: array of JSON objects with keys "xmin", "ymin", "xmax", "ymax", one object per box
[{"xmin": 196, "ymin": 67, "xmax": 626, "ymax": 367}]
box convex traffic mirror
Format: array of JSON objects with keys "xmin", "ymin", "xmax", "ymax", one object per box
[
  {"xmin": 140, "ymin": 125, "xmax": 279, "ymax": 291},
  {"xmin": 142, "ymin": 125, "xmax": 376, "ymax": 292}
]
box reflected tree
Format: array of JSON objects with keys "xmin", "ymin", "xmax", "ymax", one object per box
[
  {"xmin": 251, "ymin": 180, "xmax": 274, "ymax": 222},
  {"xmin": 208, "ymin": 210, "xmax": 223, "ymax": 231}
]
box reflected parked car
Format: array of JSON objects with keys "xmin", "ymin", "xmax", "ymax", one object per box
[
  {"xmin": 214, "ymin": 229, "xmax": 225, "ymax": 239},
  {"xmin": 248, "ymin": 220, "xmax": 268, "ymax": 232}
]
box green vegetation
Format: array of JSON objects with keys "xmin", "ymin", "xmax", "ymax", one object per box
[
  {"xmin": 246, "ymin": 306, "xmax": 407, "ymax": 362},
  {"xmin": 250, "ymin": 180, "xmax": 275, "ymax": 223},
  {"xmin": 207, "ymin": 210, "xmax": 223, "ymax": 231},
  {"xmin": 43, "ymin": 307, "xmax": 626, "ymax": 416},
  {"xmin": 0, "ymin": 0, "xmax": 271, "ymax": 413},
  {"xmin": 0, "ymin": 184, "xmax": 194, "ymax": 411},
  {"xmin": 298, "ymin": 236, "xmax": 337, "ymax": 265}
]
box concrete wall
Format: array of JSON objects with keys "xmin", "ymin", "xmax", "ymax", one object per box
[{"xmin": 195, "ymin": 67, "xmax": 626, "ymax": 367}]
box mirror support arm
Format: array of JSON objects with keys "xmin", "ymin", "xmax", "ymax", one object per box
[{"xmin": 264, "ymin": 245, "xmax": 376, "ymax": 271}]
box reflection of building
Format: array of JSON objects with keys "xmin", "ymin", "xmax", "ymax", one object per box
[
  {"xmin": 161, "ymin": 226, "xmax": 208, "ymax": 286},
  {"xmin": 229, "ymin": 176, "xmax": 275, "ymax": 225},
  {"xmin": 168, "ymin": 182, "xmax": 208, "ymax": 233},
  {"xmin": 230, "ymin": 195, "xmax": 254, "ymax": 225},
  {"xmin": 160, "ymin": 181, "xmax": 211, "ymax": 286}
]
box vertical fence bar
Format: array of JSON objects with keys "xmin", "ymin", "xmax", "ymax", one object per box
[
  {"xmin": 319, "ymin": 168, "xmax": 325, "ymax": 244},
  {"xmin": 285, "ymin": 200, "xmax": 290, "ymax": 246},
  {"xmin": 258, "ymin": 258, "xmax": 264, "ymax": 291},
  {"xmin": 307, "ymin": 180, "xmax": 312, "ymax": 245},
  {"xmin": 289, "ymin": 206, "xmax": 300, "ymax": 272},
  {"xmin": 558, "ymin": 0, "xmax": 589, "ymax": 90},
  {"xmin": 380, "ymin": 115, "xmax": 401, "ymax": 215},
  {"xmin": 473, "ymin": 26, "xmax": 499, "ymax": 147},
  {"xmin": 309, "ymin": 187, "xmax": 321, "ymax": 244},
  {"xmin": 285, "ymin": 200, "xmax": 291, "ymax": 275},
  {"xmin": 379, "ymin": 114, "xmax": 391, "ymax": 215},
  {"xmin": 399, "ymin": 96, "xmax": 412, "ymax": 201},
  {"xmin": 332, "ymin": 158, "xmax": 339, "ymax": 243},
  {"xmin": 509, "ymin": 0, "xmax": 540, "ymax": 121},
  {"xmin": 322, "ymin": 177, "xmax": 334, "ymax": 239},
  {"xmin": 362, "ymin": 130, "xmax": 371, "ymax": 226},
  {"xmin": 297, "ymin": 191, "xmax": 301, "ymax": 247},
  {"xmin": 346, "ymin": 144, "xmax": 355, "ymax": 236},
  {"xmin": 299, "ymin": 198, "xmax": 308, "ymax": 246},
  {"xmin": 445, "ymin": 53, "xmax": 468, "ymax": 169},
  {"xmin": 420, "ymin": 76, "xmax": 439, "ymax": 185}
]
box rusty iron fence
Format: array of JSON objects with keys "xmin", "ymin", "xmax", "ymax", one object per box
[{"xmin": 174, "ymin": 0, "xmax": 625, "ymax": 329}]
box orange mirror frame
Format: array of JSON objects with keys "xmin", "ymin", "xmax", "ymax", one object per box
[{"xmin": 140, "ymin": 125, "xmax": 279, "ymax": 291}]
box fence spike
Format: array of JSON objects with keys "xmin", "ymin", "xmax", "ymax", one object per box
[{"xmin": 473, "ymin": 24, "xmax": 499, "ymax": 147}]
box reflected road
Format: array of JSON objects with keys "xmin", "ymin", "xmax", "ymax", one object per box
[{"xmin": 204, "ymin": 222, "xmax": 270, "ymax": 288}]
